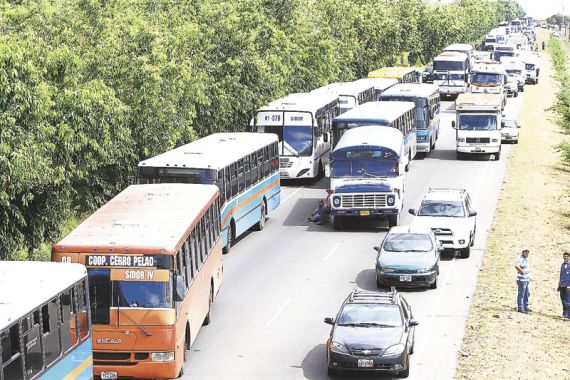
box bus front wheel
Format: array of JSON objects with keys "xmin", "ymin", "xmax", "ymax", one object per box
[{"xmin": 333, "ymin": 217, "xmax": 343, "ymax": 230}]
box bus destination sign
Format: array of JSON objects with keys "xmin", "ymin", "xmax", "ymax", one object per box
[{"xmin": 86, "ymin": 255, "xmax": 156, "ymax": 268}]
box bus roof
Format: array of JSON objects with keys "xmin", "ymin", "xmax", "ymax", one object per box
[
  {"xmin": 0, "ymin": 262, "xmax": 86, "ymax": 330},
  {"xmin": 333, "ymin": 125, "xmax": 403, "ymax": 156},
  {"xmin": 380, "ymin": 83, "xmax": 440, "ymax": 99},
  {"xmin": 258, "ymin": 91, "xmax": 338, "ymax": 114},
  {"xmin": 311, "ymin": 81, "xmax": 373, "ymax": 98},
  {"xmin": 456, "ymin": 93, "xmax": 503, "ymax": 110},
  {"xmin": 444, "ymin": 43, "xmax": 473, "ymax": 52},
  {"xmin": 433, "ymin": 52, "xmax": 469, "ymax": 61},
  {"xmin": 333, "ymin": 101, "xmax": 415, "ymax": 124},
  {"xmin": 138, "ymin": 133, "xmax": 277, "ymax": 171},
  {"xmin": 353, "ymin": 78, "xmax": 398, "ymax": 91},
  {"xmin": 53, "ymin": 184, "xmax": 219, "ymax": 255},
  {"xmin": 368, "ymin": 66, "xmax": 417, "ymax": 79}
]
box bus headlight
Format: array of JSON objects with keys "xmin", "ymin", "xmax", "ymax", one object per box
[
  {"xmin": 387, "ymin": 195, "xmax": 395, "ymax": 206},
  {"xmin": 333, "ymin": 196, "xmax": 341, "ymax": 207},
  {"xmin": 151, "ymin": 352, "xmax": 175, "ymax": 362}
]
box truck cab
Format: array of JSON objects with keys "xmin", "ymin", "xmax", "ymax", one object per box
[
  {"xmin": 452, "ymin": 93, "xmax": 503, "ymax": 160},
  {"xmin": 469, "ymin": 61, "xmax": 507, "ymax": 109}
]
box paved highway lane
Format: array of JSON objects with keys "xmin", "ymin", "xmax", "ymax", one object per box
[{"xmin": 184, "ymin": 93, "xmax": 524, "ymax": 380}]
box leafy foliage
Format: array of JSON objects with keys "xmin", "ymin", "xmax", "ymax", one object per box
[
  {"xmin": 0, "ymin": 0, "xmax": 524, "ymax": 260},
  {"xmin": 548, "ymin": 38, "xmax": 570, "ymax": 164}
]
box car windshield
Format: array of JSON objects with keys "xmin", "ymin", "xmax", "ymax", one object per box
[
  {"xmin": 337, "ymin": 304, "xmax": 402, "ymax": 327},
  {"xmin": 503, "ymin": 119, "xmax": 516, "ymax": 128},
  {"xmin": 383, "ymin": 234, "xmax": 433, "ymax": 252},
  {"xmin": 331, "ymin": 159, "xmax": 398, "ymax": 178},
  {"xmin": 458, "ymin": 114, "xmax": 498, "ymax": 131},
  {"xmin": 419, "ymin": 200, "xmax": 465, "ymax": 217}
]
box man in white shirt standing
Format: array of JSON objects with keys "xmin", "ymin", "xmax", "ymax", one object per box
[{"xmin": 515, "ymin": 247, "xmax": 531, "ymax": 313}]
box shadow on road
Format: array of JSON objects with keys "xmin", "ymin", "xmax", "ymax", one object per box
[
  {"xmin": 301, "ymin": 344, "xmax": 399, "ymax": 380},
  {"xmin": 281, "ymin": 176, "xmax": 330, "ymax": 190}
]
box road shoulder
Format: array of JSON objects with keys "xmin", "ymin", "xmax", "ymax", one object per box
[{"xmin": 455, "ymin": 34, "xmax": 570, "ymax": 380}]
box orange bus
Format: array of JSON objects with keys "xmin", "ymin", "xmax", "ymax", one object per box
[{"xmin": 52, "ymin": 184, "xmax": 223, "ymax": 379}]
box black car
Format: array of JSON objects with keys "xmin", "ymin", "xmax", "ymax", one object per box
[
  {"xmin": 421, "ymin": 66, "xmax": 433, "ymax": 83},
  {"xmin": 324, "ymin": 288, "xmax": 418, "ymax": 378}
]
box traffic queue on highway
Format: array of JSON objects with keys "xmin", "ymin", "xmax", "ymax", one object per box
[{"xmin": 0, "ymin": 18, "xmax": 538, "ymax": 380}]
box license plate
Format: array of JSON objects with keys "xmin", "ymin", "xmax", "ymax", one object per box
[
  {"xmin": 474, "ymin": 147, "xmax": 482, "ymax": 152},
  {"xmin": 359, "ymin": 210, "xmax": 370, "ymax": 216},
  {"xmin": 400, "ymin": 275, "xmax": 412, "ymax": 282},
  {"xmin": 101, "ymin": 372, "xmax": 118, "ymax": 380},
  {"xmin": 358, "ymin": 359, "xmax": 374, "ymax": 368}
]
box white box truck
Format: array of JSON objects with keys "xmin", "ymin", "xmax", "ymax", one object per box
[{"xmin": 452, "ymin": 93, "xmax": 503, "ymax": 160}]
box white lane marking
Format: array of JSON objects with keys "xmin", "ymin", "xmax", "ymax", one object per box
[
  {"xmin": 323, "ymin": 242, "xmax": 341, "ymax": 261},
  {"xmin": 265, "ymin": 299, "xmax": 292, "ymax": 327},
  {"xmin": 281, "ymin": 186, "xmax": 305, "ymax": 204},
  {"xmin": 414, "ymin": 257, "xmax": 457, "ymax": 364}
]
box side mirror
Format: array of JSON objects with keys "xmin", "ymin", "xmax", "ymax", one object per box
[
  {"xmin": 324, "ymin": 317, "xmax": 334, "ymax": 325},
  {"xmin": 323, "ymin": 132, "xmax": 329, "ymax": 143},
  {"xmin": 409, "ymin": 319, "xmax": 419, "ymax": 327},
  {"xmin": 175, "ymin": 275, "xmax": 186, "ymax": 302},
  {"xmin": 451, "ymin": 120, "xmax": 456, "ymax": 129},
  {"xmin": 517, "ymin": 124, "xmax": 521, "ymax": 128},
  {"xmin": 469, "ymin": 210, "xmax": 478, "ymax": 217},
  {"xmin": 373, "ymin": 246, "xmax": 381, "ymax": 253},
  {"xmin": 408, "ymin": 208, "xmax": 417, "ymax": 216},
  {"xmin": 325, "ymin": 163, "xmax": 331, "ymax": 178}
]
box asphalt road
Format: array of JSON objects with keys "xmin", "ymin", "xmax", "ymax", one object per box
[{"xmin": 184, "ymin": 93, "xmax": 524, "ymax": 380}]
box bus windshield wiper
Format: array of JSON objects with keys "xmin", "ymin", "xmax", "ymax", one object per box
[{"xmin": 117, "ymin": 301, "xmax": 152, "ymax": 336}]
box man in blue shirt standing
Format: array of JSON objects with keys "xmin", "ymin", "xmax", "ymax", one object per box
[
  {"xmin": 558, "ymin": 252, "xmax": 570, "ymax": 320},
  {"xmin": 515, "ymin": 248, "xmax": 531, "ymax": 313}
]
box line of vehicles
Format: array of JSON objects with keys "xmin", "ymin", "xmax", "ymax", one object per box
[{"xmin": 0, "ymin": 18, "xmax": 535, "ymax": 380}]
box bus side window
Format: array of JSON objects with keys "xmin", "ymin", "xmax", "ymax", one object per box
[
  {"xmin": 230, "ymin": 162, "xmax": 238, "ymax": 197},
  {"xmin": 250, "ymin": 153, "xmax": 258, "ymax": 184},
  {"xmin": 199, "ymin": 220, "xmax": 207, "ymax": 264},
  {"xmin": 190, "ymin": 230, "xmax": 199, "ymax": 276},
  {"xmin": 204, "ymin": 210, "xmax": 212, "ymax": 254},
  {"xmin": 75, "ymin": 281, "xmax": 89, "ymax": 341},
  {"xmin": 237, "ymin": 159, "xmax": 245, "ymax": 192},
  {"xmin": 244, "ymin": 155, "xmax": 251, "ymax": 189},
  {"xmin": 59, "ymin": 289, "xmax": 75, "ymax": 353},
  {"xmin": 272, "ymin": 142, "xmax": 279, "ymax": 173},
  {"xmin": 264, "ymin": 146, "xmax": 270, "ymax": 176},
  {"xmin": 22, "ymin": 310, "xmax": 43, "ymax": 378},
  {"xmin": 41, "ymin": 298, "xmax": 62, "ymax": 367},
  {"xmin": 223, "ymin": 166, "xmax": 231, "ymax": 202},
  {"xmin": 1, "ymin": 323, "xmax": 23, "ymax": 380}
]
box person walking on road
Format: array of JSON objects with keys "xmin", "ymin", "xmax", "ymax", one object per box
[
  {"xmin": 542, "ymin": 41, "xmax": 545, "ymax": 50},
  {"xmin": 558, "ymin": 252, "xmax": 570, "ymax": 320},
  {"xmin": 515, "ymin": 248, "xmax": 532, "ymax": 313}
]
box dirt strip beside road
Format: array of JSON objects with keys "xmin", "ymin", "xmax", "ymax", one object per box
[{"xmin": 455, "ymin": 34, "xmax": 570, "ymax": 380}]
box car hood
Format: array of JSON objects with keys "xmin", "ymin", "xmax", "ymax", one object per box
[
  {"xmin": 379, "ymin": 251, "xmax": 436, "ymax": 269},
  {"xmin": 411, "ymin": 216, "xmax": 469, "ymax": 232},
  {"xmin": 333, "ymin": 325, "xmax": 404, "ymax": 349}
]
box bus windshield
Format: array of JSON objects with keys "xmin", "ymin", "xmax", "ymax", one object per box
[
  {"xmin": 433, "ymin": 61, "xmax": 466, "ymax": 71},
  {"xmin": 434, "ymin": 72, "xmax": 465, "ymax": 81},
  {"xmin": 471, "ymin": 73, "xmax": 502, "ymax": 85},
  {"xmin": 506, "ymin": 69, "xmax": 522, "ymax": 75},
  {"xmin": 88, "ymin": 268, "xmax": 173, "ymax": 325},
  {"xmin": 525, "ymin": 63, "xmax": 535, "ymax": 70},
  {"xmin": 458, "ymin": 114, "xmax": 498, "ymax": 131},
  {"xmin": 260, "ymin": 125, "xmax": 313, "ymax": 157},
  {"xmin": 331, "ymin": 159, "xmax": 398, "ymax": 178}
]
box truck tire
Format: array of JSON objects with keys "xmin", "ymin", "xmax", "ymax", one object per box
[
  {"xmin": 388, "ymin": 214, "xmax": 399, "ymax": 228},
  {"xmin": 460, "ymin": 245, "xmax": 471, "ymax": 259},
  {"xmin": 333, "ymin": 216, "xmax": 343, "ymax": 230}
]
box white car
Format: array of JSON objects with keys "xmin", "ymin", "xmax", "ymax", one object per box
[
  {"xmin": 409, "ymin": 188, "xmax": 477, "ymax": 258},
  {"xmin": 507, "ymin": 72, "xmax": 525, "ymax": 92},
  {"xmin": 501, "ymin": 118, "xmax": 520, "ymax": 143},
  {"xmin": 505, "ymin": 79, "xmax": 519, "ymax": 97}
]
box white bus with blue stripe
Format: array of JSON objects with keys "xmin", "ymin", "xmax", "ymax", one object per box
[
  {"xmin": 0, "ymin": 261, "xmax": 92, "ymax": 380},
  {"xmin": 252, "ymin": 92, "xmax": 339, "ymax": 180},
  {"xmin": 380, "ymin": 83, "xmax": 441, "ymax": 155},
  {"xmin": 331, "ymin": 101, "xmax": 417, "ymax": 171},
  {"xmin": 329, "ymin": 126, "xmax": 406, "ymax": 230},
  {"xmin": 138, "ymin": 133, "xmax": 280, "ymax": 253}
]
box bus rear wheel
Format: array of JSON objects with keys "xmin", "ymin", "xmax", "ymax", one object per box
[
  {"xmin": 254, "ymin": 202, "xmax": 266, "ymax": 231},
  {"xmin": 223, "ymin": 224, "xmax": 234, "ymax": 254},
  {"xmin": 203, "ymin": 286, "xmax": 213, "ymax": 326}
]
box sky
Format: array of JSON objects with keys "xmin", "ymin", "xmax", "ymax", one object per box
[{"xmin": 516, "ymin": 0, "xmax": 566, "ymax": 19}]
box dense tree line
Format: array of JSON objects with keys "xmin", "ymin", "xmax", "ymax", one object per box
[{"xmin": 0, "ymin": 0, "xmax": 524, "ymax": 260}]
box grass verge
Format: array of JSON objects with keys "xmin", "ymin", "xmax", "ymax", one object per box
[{"xmin": 455, "ymin": 31, "xmax": 570, "ymax": 379}]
